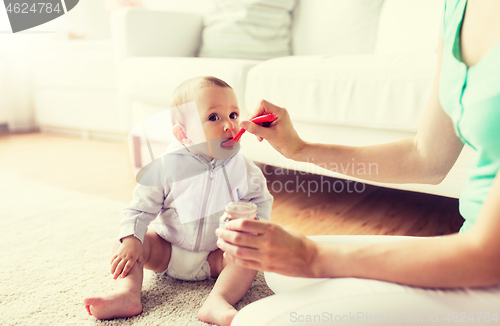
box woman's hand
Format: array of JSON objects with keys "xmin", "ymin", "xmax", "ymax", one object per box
[
  {"xmin": 240, "ymin": 100, "xmax": 307, "ymax": 160},
  {"xmin": 216, "ymin": 219, "xmax": 320, "ymax": 278},
  {"xmin": 110, "ymin": 236, "xmax": 143, "ymax": 279}
]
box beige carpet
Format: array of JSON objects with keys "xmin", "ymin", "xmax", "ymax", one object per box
[{"xmin": 0, "ymin": 171, "xmax": 274, "ymax": 326}]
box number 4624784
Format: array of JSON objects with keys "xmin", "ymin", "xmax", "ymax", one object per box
[{"xmin": 6, "ymin": 2, "xmax": 62, "ymax": 14}]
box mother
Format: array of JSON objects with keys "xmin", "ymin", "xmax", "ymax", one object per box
[{"xmin": 217, "ymin": 0, "xmax": 500, "ymax": 323}]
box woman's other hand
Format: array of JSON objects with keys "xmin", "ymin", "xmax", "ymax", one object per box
[
  {"xmin": 240, "ymin": 100, "xmax": 307, "ymax": 160},
  {"xmin": 216, "ymin": 219, "xmax": 320, "ymax": 278}
]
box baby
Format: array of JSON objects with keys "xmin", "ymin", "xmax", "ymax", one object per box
[{"xmin": 83, "ymin": 76, "xmax": 273, "ymax": 326}]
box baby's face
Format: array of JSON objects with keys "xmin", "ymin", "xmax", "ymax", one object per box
[{"xmin": 194, "ymin": 86, "xmax": 240, "ymax": 144}]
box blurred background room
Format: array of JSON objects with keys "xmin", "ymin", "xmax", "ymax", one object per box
[
  {"xmin": 0, "ymin": 0, "xmax": 467, "ymax": 238},
  {"xmin": 1, "ymin": 1, "xmax": 471, "ymax": 324}
]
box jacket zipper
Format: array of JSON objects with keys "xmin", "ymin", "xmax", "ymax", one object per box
[{"xmin": 193, "ymin": 158, "xmax": 216, "ymax": 252}]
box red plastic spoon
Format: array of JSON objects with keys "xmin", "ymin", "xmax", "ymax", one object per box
[{"xmin": 221, "ymin": 114, "xmax": 276, "ymax": 147}]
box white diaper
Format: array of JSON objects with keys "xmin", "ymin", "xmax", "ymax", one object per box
[{"xmin": 162, "ymin": 244, "xmax": 211, "ymax": 281}]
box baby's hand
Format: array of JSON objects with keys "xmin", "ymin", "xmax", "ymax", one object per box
[{"xmin": 110, "ymin": 236, "xmax": 143, "ymax": 279}]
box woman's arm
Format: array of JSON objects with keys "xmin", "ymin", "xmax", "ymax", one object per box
[
  {"xmin": 314, "ymin": 172, "xmax": 500, "ymax": 288},
  {"xmin": 217, "ymin": 173, "xmax": 500, "ymax": 287},
  {"xmin": 242, "ymin": 36, "xmax": 463, "ymax": 185}
]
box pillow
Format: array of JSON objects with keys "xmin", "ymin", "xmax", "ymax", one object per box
[{"xmin": 199, "ymin": 0, "xmax": 297, "ymax": 60}]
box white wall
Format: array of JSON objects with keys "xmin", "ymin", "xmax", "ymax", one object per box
[
  {"xmin": 0, "ymin": 55, "xmax": 7, "ymax": 124},
  {"xmin": 0, "ymin": 0, "xmax": 10, "ymax": 33},
  {"xmin": 62, "ymin": 0, "xmax": 112, "ymax": 39},
  {"xmin": 2, "ymin": 34, "xmax": 48, "ymax": 131},
  {"xmin": 0, "ymin": 0, "xmax": 113, "ymax": 131},
  {"xmin": 0, "ymin": 1, "xmax": 60, "ymax": 131}
]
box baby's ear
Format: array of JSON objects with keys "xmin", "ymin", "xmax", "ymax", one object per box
[{"xmin": 173, "ymin": 124, "xmax": 192, "ymax": 144}]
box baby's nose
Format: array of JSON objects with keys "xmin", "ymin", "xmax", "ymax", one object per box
[{"xmin": 224, "ymin": 121, "xmax": 235, "ymax": 131}]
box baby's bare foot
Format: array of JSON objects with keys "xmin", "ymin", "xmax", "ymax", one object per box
[
  {"xmin": 83, "ymin": 291, "xmax": 142, "ymax": 320},
  {"xmin": 198, "ymin": 295, "xmax": 237, "ymax": 326}
]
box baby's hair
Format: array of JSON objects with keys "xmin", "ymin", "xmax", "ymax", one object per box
[{"xmin": 169, "ymin": 76, "xmax": 232, "ymax": 126}]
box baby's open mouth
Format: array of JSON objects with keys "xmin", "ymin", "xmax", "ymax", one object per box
[{"xmin": 221, "ymin": 138, "xmax": 236, "ymax": 148}]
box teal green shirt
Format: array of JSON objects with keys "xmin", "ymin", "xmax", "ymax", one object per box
[{"xmin": 440, "ymin": 0, "xmax": 500, "ymax": 233}]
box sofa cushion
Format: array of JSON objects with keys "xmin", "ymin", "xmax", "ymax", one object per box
[
  {"xmin": 245, "ymin": 54, "xmax": 438, "ymax": 132},
  {"xmin": 120, "ymin": 56, "xmax": 260, "ymax": 110},
  {"xmin": 374, "ymin": 0, "xmax": 445, "ymax": 55},
  {"xmin": 199, "ymin": 0, "xmax": 296, "ymax": 60},
  {"xmin": 292, "ymin": 0, "xmax": 385, "ymax": 55},
  {"xmin": 199, "ymin": 22, "xmax": 291, "ymax": 60}
]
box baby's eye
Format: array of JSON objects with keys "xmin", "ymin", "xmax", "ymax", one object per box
[
  {"xmin": 208, "ymin": 114, "xmax": 219, "ymax": 122},
  {"xmin": 229, "ymin": 112, "xmax": 239, "ymax": 119}
]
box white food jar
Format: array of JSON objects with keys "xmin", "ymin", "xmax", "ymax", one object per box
[{"xmin": 219, "ymin": 201, "xmax": 258, "ymax": 229}]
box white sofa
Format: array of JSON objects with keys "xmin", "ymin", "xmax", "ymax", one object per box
[{"xmin": 111, "ymin": 0, "xmax": 475, "ymax": 198}]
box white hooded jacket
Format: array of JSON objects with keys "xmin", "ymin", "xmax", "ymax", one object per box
[{"xmin": 119, "ymin": 141, "xmax": 273, "ymax": 252}]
